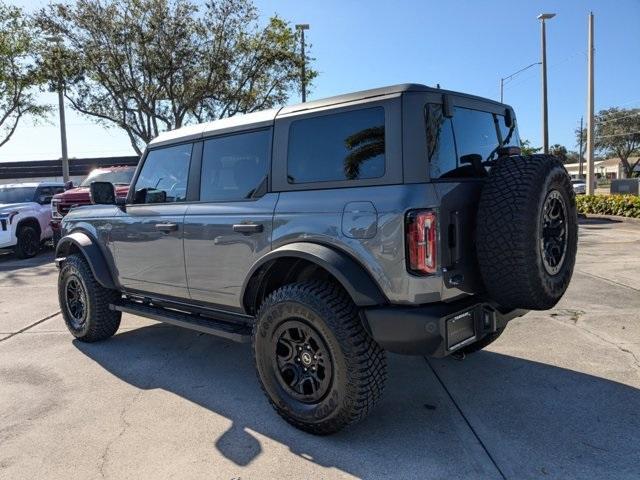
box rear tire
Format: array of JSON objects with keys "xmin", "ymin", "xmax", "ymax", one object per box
[
  {"xmin": 253, "ymin": 281, "xmax": 387, "ymax": 435},
  {"xmin": 476, "ymin": 155, "xmax": 578, "ymax": 310},
  {"xmin": 15, "ymin": 225, "xmax": 40, "ymax": 259},
  {"xmin": 58, "ymin": 253, "xmax": 121, "ymax": 342}
]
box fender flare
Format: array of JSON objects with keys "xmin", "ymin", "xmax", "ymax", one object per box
[
  {"xmin": 56, "ymin": 231, "xmax": 118, "ymax": 290},
  {"xmin": 241, "ymin": 242, "xmax": 387, "ymax": 312}
]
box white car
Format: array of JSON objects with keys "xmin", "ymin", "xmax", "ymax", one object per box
[
  {"xmin": 0, "ymin": 182, "xmax": 65, "ymax": 258},
  {"xmin": 571, "ymin": 178, "xmax": 586, "ymax": 195}
]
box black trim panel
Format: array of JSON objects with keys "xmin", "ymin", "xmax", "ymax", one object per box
[{"xmin": 56, "ymin": 231, "xmax": 118, "ymax": 290}]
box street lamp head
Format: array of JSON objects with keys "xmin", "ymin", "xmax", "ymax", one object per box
[
  {"xmin": 537, "ymin": 13, "xmax": 556, "ymax": 21},
  {"xmin": 295, "ymin": 24, "xmax": 310, "ymax": 30}
]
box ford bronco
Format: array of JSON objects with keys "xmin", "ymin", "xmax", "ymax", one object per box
[{"xmin": 55, "ymin": 84, "xmax": 578, "ymax": 434}]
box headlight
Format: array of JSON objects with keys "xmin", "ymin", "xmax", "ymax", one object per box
[{"xmin": 51, "ymin": 199, "xmax": 62, "ymax": 219}]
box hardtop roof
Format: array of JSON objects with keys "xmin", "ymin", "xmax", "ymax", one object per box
[{"xmin": 148, "ymin": 83, "xmax": 508, "ymax": 148}]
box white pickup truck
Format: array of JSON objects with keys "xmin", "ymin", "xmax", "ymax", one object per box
[{"xmin": 0, "ymin": 182, "xmax": 65, "ymax": 258}]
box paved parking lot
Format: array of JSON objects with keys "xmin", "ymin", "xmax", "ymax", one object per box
[{"xmin": 1, "ymin": 219, "xmax": 639, "ymax": 479}]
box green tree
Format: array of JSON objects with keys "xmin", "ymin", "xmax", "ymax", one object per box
[
  {"xmin": 576, "ymin": 107, "xmax": 640, "ymax": 178},
  {"xmin": 36, "ymin": 0, "xmax": 315, "ymax": 155},
  {"xmin": 0, "ymin": 2, "xmax": 48, "ymax": 148},
  {"xmin": 520, "ymin": 138, "xmax": 541, "ymax": 156},
  {"xmin": 549, "ymin": 143, "xmax": 568, "ymax": 163}
]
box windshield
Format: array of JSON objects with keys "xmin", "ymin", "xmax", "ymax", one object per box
[
  {"xmin": 81, "ymin": 168, "xmax": 135, "ymax": 187},
  {"xmin": 0, "ymin": 186, "xmax": 36, "ymax": 204}
]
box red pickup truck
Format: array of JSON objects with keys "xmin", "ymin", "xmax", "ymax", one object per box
[{"xmin": 51, "ymin": 166, "xmax": 136, "ymax": 245}]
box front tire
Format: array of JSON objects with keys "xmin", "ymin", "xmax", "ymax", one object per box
[
  {"xmin": 15, "ymin": 225, "xmax": 40, "ymax": 259},
  {"xmin": 253, "ymin": 281, "xmax": 387, "ymax": 435},
  {"xmin": 58, "ymin": 253, "xmax": 121, "ymax": 342}
]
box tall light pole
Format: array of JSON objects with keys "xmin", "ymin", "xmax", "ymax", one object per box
[
  {"xmin": 46, "ymin": 36, "xmax": 69, "ymax": 183},
  {"xmin": 500, "ymin": 62, "xmax": 541, "ymax": 103},
  {"xmin": 586, "ymin": 12, "xmax": 595, "ymax": 194},
  {"xmin": 538, "ymin": 13, "xmax": 556, "ymax": 155},
  {"xmin": 295, "ymin": 24, "xmax": 309, "ymax": 103}
]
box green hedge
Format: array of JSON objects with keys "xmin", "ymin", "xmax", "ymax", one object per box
[{"xmin": 576, "ymin": 194, "xmax": 640, "ymax": 218}]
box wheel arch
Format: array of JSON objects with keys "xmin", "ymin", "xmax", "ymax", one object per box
[
  {"xmin": 241, "ymin": 242, "xmax": 387, "ymax": 315},
  {"xmin": 16, "ymin": 216, "xmax": 41, "ymax": 238},
  {"xmin": 56, "ymin": 231, "xmax": 118, "ymax": 290}
]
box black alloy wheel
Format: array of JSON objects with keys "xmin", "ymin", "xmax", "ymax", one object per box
[
  {"xmin": 273, "ymin": 319, "xmax": 333, "ymax": 403},
  {"xmin": 65, "ymin": 276, "xmax": 88, "ymax": 329},
  {"xmin": 540, "ymin": 189, "xmax": 568, "ymax": 276}
]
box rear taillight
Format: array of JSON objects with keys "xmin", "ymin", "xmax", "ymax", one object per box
[{"xmin": 406, "ymin": 210, "xmax": 437, "ymax": 275}]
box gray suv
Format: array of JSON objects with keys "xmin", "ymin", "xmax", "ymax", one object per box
[{"xmin": 55, "ymin": 84, "xmax": 578, "ymax": 434}]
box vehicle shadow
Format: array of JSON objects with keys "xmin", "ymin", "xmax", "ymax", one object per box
[
  {"xmin": 0, "ymin": 249, "xmax": 54, "ymax": 269},
  {"xmin": 74, "ymin": 324, "xmax": 640, "ymax": 479}
]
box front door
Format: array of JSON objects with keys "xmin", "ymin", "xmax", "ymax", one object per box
[
  {"xmin": 183, "ymin": 129, "xmax": 275, "ymax": 310},
  {"xmin": 111, "ymin": 142, "xmax": 194, "ymax": 298}
]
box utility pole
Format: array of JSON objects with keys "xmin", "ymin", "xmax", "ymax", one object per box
[
  {"xmin": 499, "ymin": 62, "xmax": 540, "ymax": 103},
  {"xmin": 538, "ymin": 13, "xmax": 556, "ymax": 155},
  {"xmin": 295, "ymin": 24, "xmax": 309, "ymax": 103},
  {"xmin": 586, "ymin": 12, "xmax": 595, "ymax": 195},
  {"xmin": 578, "ymin": 116, "xmax": 584, "ymax": 177},
  {"xmin": 47, "ymin": 36, "xmax": 69, "ymax": 183}
]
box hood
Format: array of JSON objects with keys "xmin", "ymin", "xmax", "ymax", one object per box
[
  {"xmin": 53, "ymin": 185, "xmax": 130, "ymax": 202},
  {"xmin": 0, "ymin": 202, "xmax": 34, "ymax": 213}
]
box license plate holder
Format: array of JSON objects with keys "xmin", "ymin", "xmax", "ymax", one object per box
[{"xmin": 446, "ymin": 307, "xmax": 477, "ymax": 350}]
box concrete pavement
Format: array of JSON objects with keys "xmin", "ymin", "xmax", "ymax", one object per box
[{"xmin": 0, "ymin": 219, "xmax": 639, "ymax": 479}]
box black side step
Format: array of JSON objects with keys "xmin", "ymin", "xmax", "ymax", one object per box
[{"xmin": 110, "ymin": 300, "xmax": 251, "ymax": 343}]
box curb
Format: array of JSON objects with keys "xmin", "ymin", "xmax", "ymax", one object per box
[{"xmin": 582, "ymin": 213, "xmax": 640, "ymax": 225}]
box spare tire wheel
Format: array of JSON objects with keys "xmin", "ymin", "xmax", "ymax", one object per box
[{"xmin": 476, "ymin": 154, "xmax": 578, "ymax": 310}]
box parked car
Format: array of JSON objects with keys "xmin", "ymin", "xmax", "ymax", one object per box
[
  {"xmin": 0, "ymin": 182, "xmax": 65, "ymax": 258},
  {"xmin": 55, "ymin": 84, "xmax": 578, "ymax": 434},
  {"xmin": 51, "ymin": 166, "xmax": 136, "ymax": 246},
  {"xmin": 571, "ymin": 178, "xmax": 586, "ymax": 194}
]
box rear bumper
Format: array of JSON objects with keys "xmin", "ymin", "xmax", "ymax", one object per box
[{"xmin": 362, "ymin": 297, "xmax": 527, "ymax": 357}]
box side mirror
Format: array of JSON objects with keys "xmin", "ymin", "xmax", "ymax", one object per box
[
  {"xmin": 39, "ymin": 195, "xmax": 53, "ymax": 205},
  {"xmin": 90, "ymin": 181, "xmax": 116, "ymax": 205},
  {"xmin": 64, "ymin": 180, "xmax": 74, "ymax": 190}
]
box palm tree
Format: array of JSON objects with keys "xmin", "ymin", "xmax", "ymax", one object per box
[{"xmin": 343, "ymin": 126, "xmax": 384, "ymax": 179}]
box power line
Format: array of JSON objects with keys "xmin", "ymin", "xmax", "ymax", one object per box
[
  {"xmin": 596, "ymin": 111, "xmax": 640, "ymax": 125},
  {"xmin": 595, "ymin": 130, "xmax": 640, "ymax": 139}
]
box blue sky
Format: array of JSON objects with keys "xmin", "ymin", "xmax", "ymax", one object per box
[{"xmin": 1, "ymin": 0, "xmax": 639, "ymax": 162}]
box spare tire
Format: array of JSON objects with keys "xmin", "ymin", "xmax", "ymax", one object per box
[{"xmin": 476, "ymin": 154, "xmax": 577, "ymax": 310}]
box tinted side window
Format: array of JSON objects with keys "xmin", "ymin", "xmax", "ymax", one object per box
[
  {"xmin": 287, "ymin": 107, "xmax": 385, "ymax": 183},
  {"xmin": 426, "ymin": 104, "xmax": 457, "ymax": 179},
  {"xmin": 452, "ymin": 107, "xmax": 500, "ymax": 162},
  {"xmin": 37, "ymin": 186, "xmax": 55, "ymax": 203},
  {"xmin": 200, "ymin": 130, "xmax": 270, "ymax": 202},
  {"xmin": 134, "ymin": 143, "xmax": 192, "ymax": 203}
]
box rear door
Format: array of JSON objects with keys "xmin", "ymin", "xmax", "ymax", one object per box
[
  {"xmin": 183, "ymin": 128, "xmax": 276, "ymax": 310},
  {"xmin": 423, "ymin": 95, "xmax": 520, "ymax": 294},
  {"xmin": 111, "ymin": 142, "xmax": 194, "ymax": 298}
]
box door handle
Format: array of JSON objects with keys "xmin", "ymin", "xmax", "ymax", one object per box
[
  {"xmin": 155, "ymin": 223, "xmax": 178, "ymax": 232},
  {"xmin": 233, "ymin": 223, "xmax": 263, "ymax": 234}
]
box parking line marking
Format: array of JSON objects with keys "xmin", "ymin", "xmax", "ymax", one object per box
[
  {"xmin": 425, "ymin": 357, "xmax": 507, "ymax": 480},
  {"xmin": 0, "ymin": 311, "xmax": 61, "ymax": 344}
]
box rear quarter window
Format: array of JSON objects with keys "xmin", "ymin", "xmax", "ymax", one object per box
[
  {"xmin": 426, "ymin": 104, "xmax": 519, "ymax": 179},
  {"xmin": 287, "ymin": 107, "xmax": 386, "ymax": 184}
]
